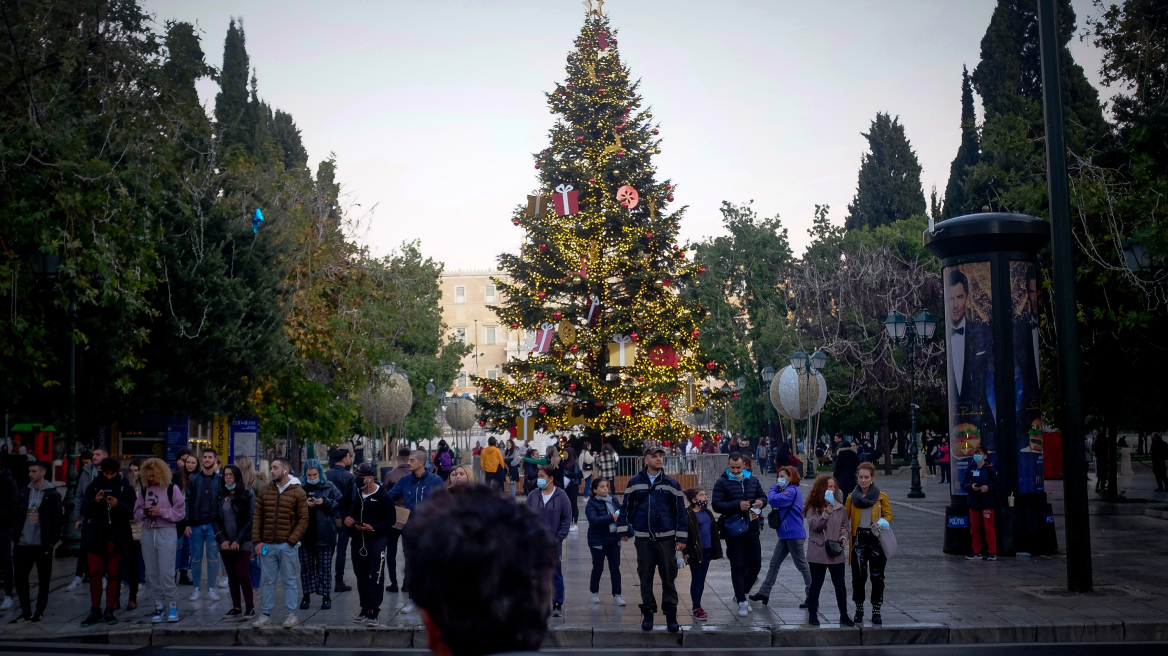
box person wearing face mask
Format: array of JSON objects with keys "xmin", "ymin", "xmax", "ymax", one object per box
[
  {"xmin": 750, "ymin": 465, "xmax": 812, "ymax": 609},
  {"xmin": 344, "ymin": 463, "xmax": 394, "ymax": 627},
  {"xmin": 803, "ymin": 475, "xmax": 853, "ymax": 627},
  {"xmin": 298, "ymin": 460, "xmax": 342, "ymax": 611},
  {"xmin": 525, "ymin": 465, "xmax": 572, "ymax": 617},
  {"xmin": 682, "ymin": 487, "xmax": 721, "ymax": 621},
  {"xmin": 584, "ymin": 479, "xmax": 627, "ymax": 607},
  {"xmin": 844, "ymin": 461, "xmax": 892, "ymax": 625},
  {"xmin": 961, "ymin": 445, "xmax": 997, "ymax": 561},
  {"xmin": 712, "ymin": 452, "xmax": 766, "ymax": 616},
  {"xmin": 212, "ymin": 465, "xmax": 255, "ymax": 620}
]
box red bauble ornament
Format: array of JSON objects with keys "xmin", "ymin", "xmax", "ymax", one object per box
[
  {"xmin": 673, "ymin": 245, "xmax": 679, "ymax": 250},
  {"xmin": 636, "ymin": 376, "xmax": 644, "ymax": 382},
  {"xmin": 484, "ymin": 385, "xmax": 491, "ymax": 392},
  {"xmin": 668, "ymin": 195, "xmax": 675, "ymax": 201},
  {"xmin": 617, "ymin": 151, "xmax": 625, "ymax": 157},
  {"xmin": 630, "ymin": 332, "xmax": 638, "ymax": 341},
  {"xmin": 692, "ymin": 328, "xmax": 700, "ymax": 337},
  {"xmin": 662, "ymin": 279, "xmax": 672, "ymax": 287},
  {"xmin": 567, "ymin": 55, "xmax": 574, "ymax": 61},
  {"xmin": 595, "ymin": 401, "xmax": 604, "ymax": 407},
  {"xmin": 665, "ymin": 184, "xmax": 672, "ymax": 190},
  {"xmin": 706, "ymin": 361, "xmax": 716, "ymax": 370},
  {"xmin": 583, "ymin": 41, "xmax": 590, "ymax": 46},
  {"xmin": 679, "ymin": 252, "xmax": 686, "ymax": 259},
  {"xmin": 479, "ymin": 420, "xmax": 486, "ymax": 427},
  {"xmin": 577, "ymin": 136, "xmax": 584, "ymax": 141},
  {"xmin": 598, "ymin": 88, "xmax": 605, "ymax": 94},
  {"xmin": 732, "ymin": 392, "xmax": 739, "ymax": 398},
  {"xmin": 570, "ymin": 345, "xmax": 579, "ymax": 353},
  {"xmin": 600, "ymin": 72, "xmax": 606, "ymax": 77},
  {"xmin": 539, "ymin": 243, "xmax": 547, "ymax": 251},
  {"xmin": 588, "ymin": 178, "xmax": 596, "ymax": 184},
  {"xmin": 699, "ymin": 267, "xmax": 707, "ymax": 274},
  {"xmin": 538, "ymin": 405, "xmax": 547, "ymax": 414},
  {"xmin": 511, "ymin": 322, "xmax": 519, "ymax": 328},
  {"xmin": 653, "ymin": 129, "xmax": 659, "ymax": 134},
  {"xmin": 645, "ymin": 232, "xmax": 653, "ymax": 238},
  {"xmin": 536, "ymin": 372, "xmax": 544, "ymax": 380},
  {"xmin": 512, "ymin": 219, "xmax": 520, "ymax": 225},
  {"xmin": 568, "ymin": 382, "xmax": 577, "ymax": 391},
  {"xmin": 553, "ymin": 311, "xmax": 562, "ymax": 320},
  {"xmin": 540, "ymin": 153, "xmax": 547, "ymax": 158},
  {"xmin": 538, "ymin": 291, "xmax": 547, "ymax": 299},
  {"xmin": 535, "ymin": 164, "xmax": 540, "ymax": 169},
  {"xmin": 567, "ymin": 83, "xmax": 573, "ymax": 88}
]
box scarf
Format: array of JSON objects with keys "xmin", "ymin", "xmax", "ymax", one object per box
[
  {"xmin": 724, "ymin": 468, "xmax": 751, "ymax": 482},
  {"xmin": 850, "ymin": 483, "xmax": 881, "ymax": 509}
]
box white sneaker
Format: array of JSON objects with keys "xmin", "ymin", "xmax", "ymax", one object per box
[
  {"xmin": 151, "ymin": 607, "xmax": 165, "ymax": 623},
  {"xmin": 252, "ymin": 614, "xmax": 272, "ymax": 628},
  {"xmin": 188, "ymin": 589, "xmax": 200, "ymax": 601},
  {"xmin": 0, "ymin": 597, "xmax": 12, "ymax": 610},
  {"xmin": 208, "ymin": 589, "xmax": 221, "ymax": 602},
  {"xmin": 282, "ymin": 613, "xmax": 298, "ymax": 629},
  {"xmin": 217, "ymin": 576, "xmax": 229, "ymax": 589},
  {"xmin": 614, "ymin": 595, "xmax": 627, "ymax": 606},
  {"xmin": 569, "ymin": 524, "xmax": 578, "ymax": 532},
  {"xmin": 738, "ymin": 601, "xmax": 750, "ymax": 616},
  {"xmin": 589, "ymin": 593, "xmax": 600, "ymax": 604},
  {"xmin": 66, "ymin": 575, "xmax": 82, "ymax": 592},
  {"xmin": 401, "ymin": 600, "xmax": 416, "ymax": 614},
  {"xmin": 747, "ymin": 601, "xmax": 754, "ymax": 613},
  {"xmin": 351, "ymin": 611, "xmax": 367, "ymax": 624}
]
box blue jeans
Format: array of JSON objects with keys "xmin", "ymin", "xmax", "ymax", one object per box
[
  {"xmin": 553, "ymin": 542, "xmax": 564, "ymax": 603},
  {"xmin": 260, "ymin": 542, "xmax": 300, "ymax": 614},
  {"xmin": 582, "ymin": 475, "xmax": 593, "ymax": 498},
  {"xmin": 188, "ymin": 523, "xmax": 218, "ymax": 591},
  {"xmin": 175, "ymin": 534, "xmax": 191, "ymax": 572},
  {"xmin": 690, "ymin": 547, "xmax": 713, "ymax": 608}
]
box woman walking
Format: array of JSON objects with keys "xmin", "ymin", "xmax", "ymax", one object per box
[
  {"xmin": 844, "ymin": 462, "xmax": 892, "ymax": 625},
  {"xmin": 595, "ymin": 443, "xmax": 618, "ymax": 493},
  {"xmin": 522, "ymin": 448, "xmax": 544, "ymax": 495},
  {"xmin": 750, "ymin": 466, "xmax": 812, "ymax": 608},
  {"xmin": 562, "ymin": 447, "xmax": 582, "ymax": 530},
  {"xmin": 525, "ymin": 466, "xmax": 571, "ymax": 617},
  {"xmin": 299, "ymin": 460, "xmax": 341, "ymax": 610},
  {"xmin": 713, "ymin": 452, "xmax": 765, "ymax": 616},
  {"xmin": 433, "ymin": 440, "xmax": 455, "ymax": 481},
  {"xmin": 804, "ymin": 475, "xmax": 853, "ymax": 627},
  {"xmin": 212, "ymin": 465, "xmax": 256, "ymax": 619},
  {"xmin": 961, "ymin": 445, "xmax": 997, "ymax": 561},
  {"xmin": 683, "ymin": 488, "xmax": 721, "ymax": 621},
  {"xmin": 584, "ymin": 479, "xmax": 626, "ymax": 607},
  {"xmin": 134, "ymin": 458, "xmax": 186, "ymax": 623},
  {"xmin": 938, "ymin": 440, "xmax": 950, "ymax": 485}
]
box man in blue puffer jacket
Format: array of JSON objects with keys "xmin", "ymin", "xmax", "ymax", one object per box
[{"xmin": 621, "ymin": 444, "xmax": 687, "ymax": 633}]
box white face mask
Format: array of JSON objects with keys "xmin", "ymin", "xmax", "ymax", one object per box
[
  {"xmin": 824, "ymin": 490, "xmax": 836, "ymax": 506},
  {"xmin": 777, "ymin": 477, "xmax": 788, "ymax": 488}
]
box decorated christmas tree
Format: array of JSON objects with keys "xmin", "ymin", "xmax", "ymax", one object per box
[{"xmin": 473, "ymin": 5, "xmax": 727, "ymax": 448}]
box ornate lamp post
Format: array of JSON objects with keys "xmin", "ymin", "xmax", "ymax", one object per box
[
  {"xmin": 790, "ymin": 350, "xmax": 828, "ymax": 479},
  {"xmin": 884, "ymin": 310, "xmax": 937, "ymax": 499},
  {"xmin": 760, "ymin": 366, "xmax": 776, "ymax": 442}
]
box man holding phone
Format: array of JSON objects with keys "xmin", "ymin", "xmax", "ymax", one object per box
[
  {"xmin": 79, "ymin": 458, "xmax": 136, "ymax": 627},
  {"xmin": 344, "ymin": 463, "xmax": 394, "ymax": 626}
]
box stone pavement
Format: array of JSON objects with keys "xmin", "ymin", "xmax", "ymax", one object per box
[{"xmin": 3, "ymin": 463, "xmax": 1167, "ymax": 648}]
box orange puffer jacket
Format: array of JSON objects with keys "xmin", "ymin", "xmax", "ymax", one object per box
[{"xmin": 252, "ymin": 480, "xmax": 309, "ymax": 546}]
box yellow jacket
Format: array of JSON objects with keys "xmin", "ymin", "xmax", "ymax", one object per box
[
  {"xmin": 480, "ymin": 445, "xmax": 505, "ymax": 474},
  {"xmin": 843, "ymin": 490, "xmax": 892, "ymax": 561}
]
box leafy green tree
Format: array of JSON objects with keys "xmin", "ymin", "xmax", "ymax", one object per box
[
  {"xmin": 214, "ymin": 18, "xmax": 252, "ymax": 156},
  {"xmin": 844, "ymin": 113, "xmax": 926, "ymax": 231},
  {"xmin": 942, "ymin": 66, "xmax": 981, "ymax": 218}
]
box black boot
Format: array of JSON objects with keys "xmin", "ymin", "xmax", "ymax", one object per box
[
  {"xmin": 321, "ymin": 596, "xmax": 332, "ymax": 610},
  {"xmin": 386, "ymin": 581, "xmax": 399, "ymax": 593},
  {"xmin": 808, "ymin": 608, "xmax": 820, "ymax": 626},
  {"xmin": 103, "ymin": 607, "xmax": 118, "ymax": 626},
  {"xmin": 300, "ymin": 594, "xmax": 311, "ymax": 610},
  {"xmin": 871, "ymin": 603, "xmax": 882, "ymax": 625},
  {"xmin": 334, "ymin": 577, "xmax": 352, "ymax": 593},
  {"xmin": 748, "ymin": 593, "xmax": 769, "ymax": 605},
  {"xmin": 178, "ymin": 570, "xmax": 192, "ymax": 586},
  {"xmin": 840, "ymin": 613, "xmax": 855, "ymax": 627},
  {"xmin": 641, "ymin": 610, "xmax": 654, "ymax": 632},
  {"xmin": 665, "ymin": 609, "xmax": 679, "ymax": 633},
  {"xmin": 853, "ymin": 603, "xmax": 864, "ymax": 625},
  {"xmin": 81, "ymin": 607, "xmax": 104, "ymax": 627}
]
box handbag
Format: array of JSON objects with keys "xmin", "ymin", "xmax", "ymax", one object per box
[
  {"xmin": 130, "ymin": 520, "xmax": 145, "ymax": 542},
  {"xmin": 870, "ymin": 505, "xmax": 897, "ymax": 558},
  {"xmin": 723, "ymin": 514, "xmax": 749, "ymax": 538},
  {"xmin": 825, "ymin": 534, "xmax": 845, "ymax": 558}
]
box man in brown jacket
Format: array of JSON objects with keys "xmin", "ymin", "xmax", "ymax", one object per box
[{"xmin": 251, "ymin": 457, "xmax": 309, "ymax": 629}]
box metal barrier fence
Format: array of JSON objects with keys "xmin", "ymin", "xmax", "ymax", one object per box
[{"xmin": 468, "ymin": 452, "xmax": 736, "ymax": 495}]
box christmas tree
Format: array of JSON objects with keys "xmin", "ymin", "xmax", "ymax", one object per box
[{"xmin": 474, "ymin": 5, "xmax": 726, "ymax": 448}]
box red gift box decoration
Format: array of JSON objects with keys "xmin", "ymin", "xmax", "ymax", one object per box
[
  {"xmin": 599, "ymin": 32, "xmax": 610, "ymax": 50},
  {"xmin": 552, "ymin": 183, "xmax": 579, "ymax": 216},
  {"xmin": 534, "ymin": 322, "xmax": 556, "ymax": 353},
  {"xmin": 584, "ymin": 295, "xmax": 602, "ymax": 327},
  {"xmin": 648, "ymin": 344, "xmax": 678, "ymax": 368},
  {"xmin": 617, "ymin": 402, "xmax": 632, "ymax": 416}
]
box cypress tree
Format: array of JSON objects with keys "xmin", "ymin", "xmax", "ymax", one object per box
[
  {"xmin": 214, "ymin": 18, "xmax": 250, "ymax": 155},
  {"xmin": 942, "ymin": 66, "xmax": 980, "ymax": 218},
  {"xmin": 245, "ymin": 71, "xmax": 272, "ymax": 159},
  {"xmin": 845, "ymin": 113, "xmax": 927, "ymax": 231},
  {"xmin": 271, "ymin": 109, "xmax": 309, "ymax": 170}
]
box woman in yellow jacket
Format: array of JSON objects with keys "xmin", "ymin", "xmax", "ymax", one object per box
[{"xmin": 843, "ymin": 461, "xmax": 892, "ymax": 625}]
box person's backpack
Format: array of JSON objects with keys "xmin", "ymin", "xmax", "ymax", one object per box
[{"xmin": 439, "ymin": 450, "xmax": 453, "ymax": 471}]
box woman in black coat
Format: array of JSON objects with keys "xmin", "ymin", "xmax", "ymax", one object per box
[
  {"xmin": 584, "ymin": 480, "xmax": 627, "ymax": 606},
  {"xmin": 212, "ymin": 465, "xmax": 256, "ymax": 617},
  {"xmin": 299, "ymin": 461, "xmax": 341, "ymax": 610}
]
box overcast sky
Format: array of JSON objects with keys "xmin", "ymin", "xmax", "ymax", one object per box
[{"xmin": 143, "ymin": 0, "xmax": 1107, "ymax": 271}]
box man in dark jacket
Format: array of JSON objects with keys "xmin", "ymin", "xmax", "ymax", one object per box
[
  {"xmin": 833, "ymin": 442, "xmax": 860, "ymax": 497},
  {"xmin": 10, "ymin": 461, "xmax": 63, "ymax": 624},
  {"xmin": 712, "ymin": 452, "xmax": 766, "ymax": 613},
  {"xmin": 387, "ymin": 450, "xmax": 445, "ymax": 615},
  {"xmin": 344, "ymin": 463, "xmax": 395, "ymax": 626},
  {"xmin": 326, "ymin": 447, "xmax": 356, "ymax": 592},
  {"xmin": 621, "ymin": 444, "xmax": 687, "ymax": 633},
  {"xmin": 80, "ymin": 458, "xmax": 136, "ymax": 626},
  {"xmin": 183, "ymin": 448, "xmax": 222, "ymax": 602},
  {"xmin": 382, "ymin": 447, "xmax": 412, "ymax": 593}
]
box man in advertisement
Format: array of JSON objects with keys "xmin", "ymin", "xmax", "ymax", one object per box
[{"xmin": 946, "ymin": 268, "xmax": 996, "ymax": 488}]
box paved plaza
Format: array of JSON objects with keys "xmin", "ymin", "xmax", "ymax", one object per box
[{"xmin": 4, "ymin": 462, "xmax": 1167, "ymax": 648}]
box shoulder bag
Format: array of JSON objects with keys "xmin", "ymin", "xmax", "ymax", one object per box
[{"xmin": 870, "ymin": 504, "xmax": 897, "ymax": 558}]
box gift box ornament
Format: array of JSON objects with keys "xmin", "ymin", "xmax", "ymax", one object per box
[
  {"xmin": 534, "ymin": 323, "xmax": 556, "ymax": 354},
  {"xmin": 558, "ymin": 320, "xmax": 577, "ymax": 345},
  {"xmin": 608, "ymin": 333, "xmax": 637, "ymax": 367},
  {"xmin": 648, "ymin": 344, "xmax": 678, "ymax": 368},
  {"xmin": 617, "ymin": 402, "xmax": 632, "ymax": 416},
  {"xmin": 516, "ymin": 408, "xmax": 535, "ymax": 441},
  {"xmin": 526, "ymin": 193, "xmax": 548, "ymax": 218},
  {"xmin": 584, "ymin": 295, "xmax": 602, "ymax": 327},
  {"xmin": 552, "ymin": 183, "xmax": 579, "ymax": 216}
]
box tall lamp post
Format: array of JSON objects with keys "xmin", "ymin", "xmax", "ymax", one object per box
[
  {"xmin": 760, "ymin": 366, "xmax": 776, "ymax": 441},
  {"xmin": 884, "ymin": 311, "xmax": 937, "ymax": 499},
  {"xmin": 790, "ymin": 349, "xmax": 828, "ymax": 479}
]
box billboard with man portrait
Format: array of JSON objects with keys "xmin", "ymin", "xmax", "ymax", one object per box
[{"xmin": 943, "ymin": 262, "xmax": 996, "ymax": 494}]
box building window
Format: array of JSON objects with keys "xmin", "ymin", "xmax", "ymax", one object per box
[
  {"xmin": 486, "ymin": 369, "xmax": 499, "ymax": 380},
  {"xmin": 455, "ymin": 286, "xmax": 466, "ymax": 303},
  {"xmin": 485, "ymin": 326, "xmax": 496, "ymax": 345},
  {"xmin": 457, "ymin": 371, "xmax": 468, "ymax": 388},
  {"xmin": 454, "ymin": 327, "xmax": 467, "ymax": 344},
  {"xmin": 484, "ymin": 284, "xmax": 496, "ymax": 302}
]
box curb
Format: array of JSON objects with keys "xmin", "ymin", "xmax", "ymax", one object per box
[{"xmin": 7, "ymin": 618, "xmax": 1167, "ymax": 647}]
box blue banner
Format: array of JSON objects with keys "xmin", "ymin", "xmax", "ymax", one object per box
[{"xmin": 165, "ymin": 417, "xmax": 188, "ymax": 463}]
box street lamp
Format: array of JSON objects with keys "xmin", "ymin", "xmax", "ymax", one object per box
[
  {"xmin": 790, "ymin": 349, "xmax": 827, "ymax": 478},
  {"xmin": 29, "ymin": 250, "xmax": 82, "ymax": 556},
  {"xmin": 884, "ymin": 310, "xmax": 937, "ymax": 499},
  {"xmin": 760, "ymin": 366, "xmax": 776, "ymax": 443},
  {"xmin": 1122, "ymin": 239, "xmax": 1152, "ymax": 273}
]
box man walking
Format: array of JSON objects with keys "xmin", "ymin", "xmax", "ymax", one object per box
[
  {"xmin": 67, "ymin": 447, "xmax": 105, "ymax": 592},
  {"xmin": 387, "ymin": 449, "xmax": 445, "ymax": 614},
  {"xmin": 344, "ymin": 463, "xmax": 394, "ymax": 626},
  {"xmin": 325, "ymin": 448, "xmax": 356, "ymax": 592},
  {"xmin": 9, "ymin": 462, "xmax": 63, "ymax": 624},
  {"xmin": 184, "ymin": 449, "xmax": 222, "ymax": 602},
  {"xmin": 382, "ymin": 447, "xmax": 412, "ymax": 593},
  {"xmin": 479, "ymin": 437, "xmax": 505, "ymax": 492},
  {"xmin": 622, "ymin": 444, "xmax": 687, "ymax": 633},
  {"xmin": 252, "ymin": 457, "xmax": 309, "ymax": 629}
]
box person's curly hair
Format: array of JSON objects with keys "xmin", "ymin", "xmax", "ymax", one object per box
[{"xmin": 404, "ymin": 484, "xmax": 555, "ymax": 655}]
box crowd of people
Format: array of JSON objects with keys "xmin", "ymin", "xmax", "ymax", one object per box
[{"xmin": 0, "ymin": 437, "xmax": 905, "ymax": 633}]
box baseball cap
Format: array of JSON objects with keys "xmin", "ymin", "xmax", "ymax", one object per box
[
  {"xmin": 643, "ymin": 444, "xmax": 666, "ymax": 457},
  {"xmin": 354, "ymin": 463, "xmax": 375, "ymax": 477}
]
